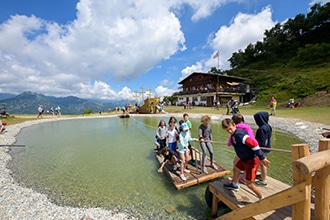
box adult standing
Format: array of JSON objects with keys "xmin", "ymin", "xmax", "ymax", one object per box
[
  {"xmin": 0, "ymin": 120, "xmax": 6, "ymax": 133},
  {"xmin": 37, "ymin": 105, "xmax": 43, "ymax": 118},
  {"xmin": 50, "ymin": 106, "xmax": 54, "ymax": 116},
  {"xmin": 226, "ymin": 99, "xmax": 232, "ymax": 115},
  {"xmin": 269, "ymin": 97, "xmax": 277, "ymax": 116},
  {"xmin": 57, "ymin": 105, "xmax": 61, "ymax": 117}
]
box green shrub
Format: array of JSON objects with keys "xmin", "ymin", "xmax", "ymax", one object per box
[{"xmin": 82, "ymin": 109, "xmax": 93, "ymax": 114}]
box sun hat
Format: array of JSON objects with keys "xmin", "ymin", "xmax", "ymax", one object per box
[{"xmin": 181, "ymin": 123, "xmax": 189, "ymax": 131}]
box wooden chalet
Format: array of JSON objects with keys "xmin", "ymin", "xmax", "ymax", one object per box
[{"xmin": 174, "ymin": 72, "xmax": 255, "ymax": 106}]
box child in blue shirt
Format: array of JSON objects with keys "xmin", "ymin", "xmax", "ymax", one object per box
[{"xmin": 177, "ymin": 123, "xmax": 198, "ymax": 181}]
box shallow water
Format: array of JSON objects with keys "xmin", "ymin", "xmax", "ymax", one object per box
[{"xmin": 10, "ymin": 116, "xmax": 302, "ymax": 219}]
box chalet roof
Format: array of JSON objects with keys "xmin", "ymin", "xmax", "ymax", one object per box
[{"xmin": 178, "ymin": 72, "xmax": 250, "ymax": 85}]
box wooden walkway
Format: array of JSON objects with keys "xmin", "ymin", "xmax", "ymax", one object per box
[
  {"xmin": 155, "ymin": 147, "xmax": 231, "ymax": 189},
  {"xmin": 208, "ymin": 174, "xmax": 316, "ymax": 219}
]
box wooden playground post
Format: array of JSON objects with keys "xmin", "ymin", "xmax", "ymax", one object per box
[
  {"xmin": 314, "ymin": 139, "xmax": 330, "ymax": 219},
  {"xmin": 291, "ymin": 144, "xmax": 311, "ymax": 220},
  {"xmin": 292, "ymin": 140, "xmax": 330, "ymax": 220}
]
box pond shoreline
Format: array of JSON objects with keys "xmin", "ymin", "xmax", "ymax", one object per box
[{"xmin": 0, "ymin": 114, "xmax": 327, "ymax": 219}]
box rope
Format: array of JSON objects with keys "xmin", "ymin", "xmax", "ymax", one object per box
[
  {"xmin": 211, "ymin": 140, "xmax": 291, "ymax": 153},
  {"xmin": 0, "ymin": 144, "xmax": 26, "ymax": 147},
  {"xmin": 129, "ymin": 115, "xmax": 158, "ymax": 130},
  {"xmin": 129, "ymin": 117, "xmax": 292, "ymax": 153},
  {"xmin": 260, "ymin": 147, "xmax": 291, "ymax": 153}
]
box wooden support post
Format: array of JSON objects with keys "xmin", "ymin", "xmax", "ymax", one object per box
[
  {"xmin": 314, "ymin": 139, "xmax": 330, "ymax": 219},
  {"xmin": 291, "ymin": 144, "xmax": 311, "ymax": 220},
  {"xmin": 211, "ymin": 192, "xmax": 219, "ymax": 217}
]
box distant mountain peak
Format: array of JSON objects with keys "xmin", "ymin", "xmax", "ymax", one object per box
[{"xmin": 0, "ymin": 91, "xmax": 120, "ymax": 114}]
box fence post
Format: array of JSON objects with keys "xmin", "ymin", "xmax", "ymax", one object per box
[
  {"xmin": 314, "ymin": 139, "xmax": 330, "ymax": 219},
  {"xmin": 291, "ymin": 144, "xmax": 311, "ymax": 220}
]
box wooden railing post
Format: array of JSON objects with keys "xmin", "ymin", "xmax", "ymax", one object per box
[
  {"xmin": 314, "ymin": 139, "xmax": 330, "ymax": 219},
  {"xmin": 291, "ymin": 144, "xmax": 311, "ymax": 220}
]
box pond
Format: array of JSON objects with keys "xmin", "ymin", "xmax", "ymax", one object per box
[{"xmin": 10, "ymin": 115, "xmax": 302, "ymax": 219}]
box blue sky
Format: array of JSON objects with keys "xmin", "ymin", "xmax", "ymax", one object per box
[{"xmin": 0, "ymin": 0, "xmax": 328, "ymax": 102}]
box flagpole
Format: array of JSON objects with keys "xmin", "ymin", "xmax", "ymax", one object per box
[
  {"xmin": 217, "ymin": 50, "xmax": 219, "ymax": 70},
  {"xmin": 217, "ymin": 51, "xmax": 220, "ymax": 102}
]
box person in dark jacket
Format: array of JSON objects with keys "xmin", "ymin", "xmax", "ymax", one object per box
[{"xmin": 254, "ymin": 112, "xmax": 272, "ymax": 187}]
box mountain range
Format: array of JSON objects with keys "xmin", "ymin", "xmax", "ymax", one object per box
[{"xmin": 0, "ymin": 91, "xmax": 129, "ymax": 114}]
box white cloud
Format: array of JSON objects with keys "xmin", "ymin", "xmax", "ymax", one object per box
[
  {"xmin": 155, "ymin": 86, "xmax": 176, "ymax": 98},
  {"xmin": 211, "ymin": 6, "xmax": 275, "ymax": 69},
  {"xmin": 180, "ymin": 6, "xmax": 276, "ymax": 82},
  {"xmin": 0, "ymin": 0, "xmax": 185, "ymax": 100},
  {"xmin": 180, "ymin": 61, "xmax": 205, "ymax": 81},
  {"xmin": 309, "ymin": 0, "xmax": 330, "ymax": 6},
  {"xmin": 169, "ymin": 0, "xmax": 242, "ymax": 21}
]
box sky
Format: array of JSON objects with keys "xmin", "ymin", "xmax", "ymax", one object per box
[{"xmin": 0, "ymin": 0, "xmax": 329, "ymax": 102}]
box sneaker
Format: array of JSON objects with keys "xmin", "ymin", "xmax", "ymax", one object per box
[
  {"xmin": 180, "ymin": 174, "xmax": 186, "ymax": 181},
  {"xmin": 239, "ymin": 176, "xmax": 246, "ymax": 185},
  {"xmin": 211, "ymin": 164, "xmax": 218, "ymax": 170},
  {"xmin": 223, "ymin": 182, "xmax": 240, "ymax": 191},
  {"xmin": 173, "ymin": 165, "xmax": 178, "ymax": 171},
  {"xmin": 202, "ymin": 167, "xmax": 208, "ymax": 174},
  {"xmin": 184, "ymin": 169, "xmax": 190, "ymax": 173},
  {"xmin": 255, "ymin": 180, "xmax": 268, "ymax": 187}
]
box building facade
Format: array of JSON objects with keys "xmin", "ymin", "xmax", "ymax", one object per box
[{"xmin": 174, "ymin": 72, "xmax": 255, "ymax": 106}]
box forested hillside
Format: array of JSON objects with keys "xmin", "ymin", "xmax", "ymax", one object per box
[{"xmin": 224, "ymin": 3, "xmax": 330, "ymax": 104}]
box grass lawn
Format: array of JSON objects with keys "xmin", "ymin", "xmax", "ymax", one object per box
[
  {"xmin": 162, "ymin": 105, "xmax": 330, "ymax": 126},
  {"xmin": 2, "ymin": 105, "xmax": 329, "ymax": 126}
]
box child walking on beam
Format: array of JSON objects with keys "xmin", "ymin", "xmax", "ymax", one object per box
[{"xmin": 221, "ymin": 118, "xmax": 270, "ymax": 199}]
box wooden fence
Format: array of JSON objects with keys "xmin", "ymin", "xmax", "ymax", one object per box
[{"xmin": 214, "ymin": 139, "xmax": 330, "ymax": 220}]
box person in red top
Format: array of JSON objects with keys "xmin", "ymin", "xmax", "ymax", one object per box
[{"xmin": 0, "ymin": 120, "xmax": 6, "ymax": 133}]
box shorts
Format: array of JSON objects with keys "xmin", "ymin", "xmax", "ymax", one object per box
[
  {"xmin": 168, "ymin": 142, "xmax": 177, "ymax": 152},
  {"xmin": 157, "ymin": 138, "xmax": 166, "ymax": 149},
  {"xmin": 235, "ymin": 157, "xmax": 260, "ymax": 182}
]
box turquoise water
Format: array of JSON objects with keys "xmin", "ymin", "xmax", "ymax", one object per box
[{"xmin": 10, "ymin": 116, "xmax": 302, "ymax": 219}]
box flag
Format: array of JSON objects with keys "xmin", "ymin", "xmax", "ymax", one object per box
[{"xmin": 213, "ymin": 51, "xmax": 219, "ymax": 59}]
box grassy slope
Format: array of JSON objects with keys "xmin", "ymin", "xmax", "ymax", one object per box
[
  {"xmin": 228, "ymin": 62, "xmax": 330, "ymax": 105},
  {"xmin": 161, "ymin": 105, "xmax": 330, "ymax": 126}
]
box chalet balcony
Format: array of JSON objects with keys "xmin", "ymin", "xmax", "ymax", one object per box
[{"xmin": 173, "ymin": 87, "xmax": 248, "ymax": 96}]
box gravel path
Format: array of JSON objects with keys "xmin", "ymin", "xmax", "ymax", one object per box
[{"xmin": 0, "ymin": 114, "xmax": 328, "ymax": 219}]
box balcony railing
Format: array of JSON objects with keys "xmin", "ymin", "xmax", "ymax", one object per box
[{"xmin": 174, "ymin": 88, "xmax": 249, "ymax": 96}]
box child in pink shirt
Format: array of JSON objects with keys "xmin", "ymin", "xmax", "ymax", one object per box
[{"xmin": 227, "ymin": 114, "xmax": 257, "ymax": 184}]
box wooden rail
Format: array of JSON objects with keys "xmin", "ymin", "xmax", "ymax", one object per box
[{"xmin": 210, "ymin": 139, "xmax": 330, "ymax": 219}]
